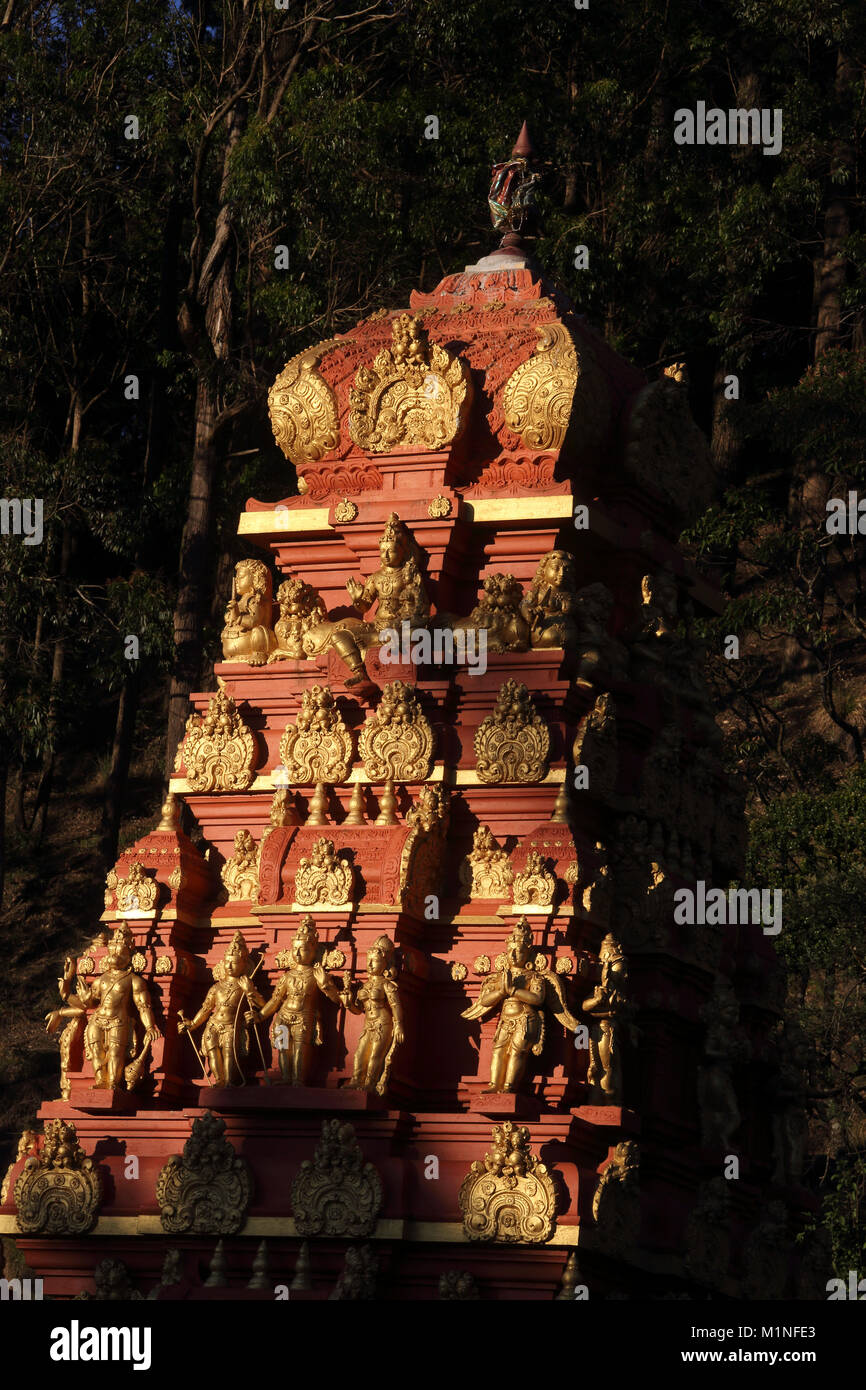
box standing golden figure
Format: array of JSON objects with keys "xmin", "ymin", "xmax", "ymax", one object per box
[
  {"xmin": 462, "ymin": 918, "xmax": 580, "ymax": 1092},
  {"xmin": 581, "ymin": 932, "xmax": 628, "ymax": 1103},
  {"xmin": 247, "ymin": 917, "xmax": 342, "ymax": 1086},
  {"xmin": 341, "ymin": 935, "xmax": 403, "ymax": 1095},
  {"xmin": 45, "ymin": 925, "xmax": 161, "ymax": 1092},
  {"xmin": 177, "ymin": 932, "xmax": 265, "ymax": 1087},
  {"xmin": 302, "ymin": 513, "xmax": 429, "ymax": 685}
]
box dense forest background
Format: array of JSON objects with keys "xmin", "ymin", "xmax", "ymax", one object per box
[{"xmin": 1, "ymin": 0, "xmax": 865, "ymax": 1274}]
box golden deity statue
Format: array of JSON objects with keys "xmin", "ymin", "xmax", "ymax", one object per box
[
  {"xmin": 454, "ymin": 573, "xmax": 530, "ymax": 653},
  {"xmin": 340, "ymin": 935, "xmax": 403, "ymax": 1095},
  {"xmin": 459, "ymin": 824, "xmax": 514, "ymax": 900},
  {"xmin": 177, "ymin": 932, "xmax": 265, "ymax": 1087},
  {"xmin": 247, "ymin": 916, "xmax": 342, "ymax": 1085},
  {"xmin": 581, "ymin": 932, "xmax": 629, "ymax": 1103},
  {"xmin": 302, "ymin": 513, "xmax": 429, "ymax": 684},
  {"xmin": 45, "ymin": 925, "xmax": 161, "ymax": 1092},
  {"xmin": 221, "ymin": 558, "xmax": 277, "ymax": 665},
  {"xmin": 521, "ymin": 549, "xmax": 578, "ymax": 648},
  {"xmin": 269, "ymin": 576, "xmax": 326, "ymax": 661},
  {"xmin": 461, "ymin": 918, "xmax": 580, "ymax": 1092}
]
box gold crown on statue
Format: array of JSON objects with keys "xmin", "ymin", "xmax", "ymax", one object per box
[{"xmin": 292, "ymin": 914, "xmax": 319, "ymax": 958}]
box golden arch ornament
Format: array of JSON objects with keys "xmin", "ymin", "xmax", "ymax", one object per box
[
  {"xmin": 474, "ymin": 680, "xmax": 550, "ymax": 784},
  {"xmin": 181, "ymin": 688, "xmax": 256, "ymax": 792},
  {"xmin": 278, "ymin": 685, "xmax": 354, "ymax": 784},
  {"xmin": 349, "ymin": 313, "xmax": 471, "ymax": 454},
  {"xmin": 459, "ymin": 1122, "xmax": 556, "ymax": 1244}
]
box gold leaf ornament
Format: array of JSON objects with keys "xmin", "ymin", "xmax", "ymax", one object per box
[
  {"xmin": 182, "ymin": 689, "xmax": 256, "ymax": 793},
  {"xmin": 294, "ymin": 837, "xmax": 354, "ymax": 907},
  {"xmin": 116, "ymin": 862, "xmax": 159, "ymax": 915},
  {"xmin": 360, "ymin": 681, "xmax": 434, "ymax": 782},
  {"xmin": 334, "ymin": 497, "xmax": 359, "ymax": 523},
  {"xmin": 156, "ymin": 1110, "xmax": 252, "ymax": 1235},
  {"xmin": 474, "ymin": 680, "xmax": 550, "ymax": 784},
  {"xmin": 502, "ymin": 322, "xmax": 579, "ymax": 451},
  {"xmin": 268, "ymin": 339, "xmax": 342, "ymax": 467},
  {"xmin": 459, "ymin": 1122, "xmax": 556, "ymax": 1244},
  {"xmin": 279, "ymin": 685, "xmax": 354, "ymax": 784},
  {"xmin": 349, "ymin": 313, "xmax": 471, "ymax": 454},
  {"xmin": 291, "ymin": 1119, "xmax": 383, "ymax": 1238},
  {"xmin": 512, "ymin": 849, "xmax": 556, "ymax": 908},
  {"xmin": 14, "ymin": 1120, "xmax": 102, "ymax": 1235}
]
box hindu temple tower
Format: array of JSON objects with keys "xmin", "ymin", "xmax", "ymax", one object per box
[{"xmin": 1, "ymin": 126, "xmax": 822, "ymax": 1302}]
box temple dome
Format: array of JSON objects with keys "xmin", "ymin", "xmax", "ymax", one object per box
[{"xmin": 266, "ymin": 132, "xmax": 716, "ymax": 535}]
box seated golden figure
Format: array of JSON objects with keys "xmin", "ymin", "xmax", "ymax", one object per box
[
  {"xmin": 453, "ymin": 573, "xmax": 530, "ymax": 653},
  {"xmin": 302, "ymin": 513, "xmax": 429, "ymax": 684},
  {"xmin": 269, "ymin": 576, "xmax": 326, "ymax": 661},
  {"xmin": 521, "ymin": 549, "xmax": 578, "ymax": 649},
  {"xmin": 221, "ymin": 559, "xmax": 277, "ymax": 665}
]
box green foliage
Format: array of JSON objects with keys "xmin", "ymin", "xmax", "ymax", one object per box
[{"xmin": 750, "ymin": 350, "xmax": 866, "ymax": 478}]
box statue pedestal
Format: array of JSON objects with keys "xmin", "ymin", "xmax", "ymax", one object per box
[
  {"xmin": 467, "ymin": 1091, "xmax": 540, "ymax": 1120},
  {"xmin": 572, "ymin": 1104, "xmax": 639, "ymax": 1131},
  {"xmin": 56, "ymin": 1089, "xmax": 140, "ymax": 1114},
  {"xmin": 196, "ymin": 1084, "xmax": 389, "ymax": 1112}
]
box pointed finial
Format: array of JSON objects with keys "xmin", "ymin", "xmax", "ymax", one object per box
[
  {"xmin": 488, "ymin": 125, "xmax": 542, "ymax": 253},
  {"xmin": 204, "ymin": 1239, "xmax": 228, "ymax": 1287},
  {"xmin": 156, "ymin": 792, "xmax": 180, "ymax": 833},
  {"xmin": 291, "ymin": 1240, "xmax": 312, "ymax": 1290},
  {"xmin": 248, "ymin": 1239, "xmax": 270, "ymax": 1289},
  {"xmin": 550, "ymin": 779, "xmax": 572, "ymax": 825},
  {"xmin": 512, "ymin": 120, "xmax": 535, "ymax": 159}
]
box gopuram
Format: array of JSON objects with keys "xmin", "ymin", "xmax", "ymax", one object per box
[{"xmin": 1, "ymin": 127, "xmax": 823, "ymax": 1301}]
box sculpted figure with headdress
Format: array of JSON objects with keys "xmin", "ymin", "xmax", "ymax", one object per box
[
  {"xmin": 521, "ymin": 549, "xmax": 578, "ymax": 649},
  {"xmin": 302, "ymin": 513, "xmax": 429, "ymax": 684},
  {"xmin": 269, "ymin": 576, "xmax": 326, "ymax": 661},
  {"xmin": 221, "ymin": 558, "xmax": 277, "ymax": 666},
  {"xmin": 247, "ymin": 917, "xmax": 342, "ymax": 1086},
  {"xmin": 581, "ymin": 932, "xmax": 629, "ymax": 1103},
  {"xmin": 45, "ymin": 925, "xmax": 161, "ymax": 1093},
  {"xmin": 461, "ymin": 918, "xmax": 580, "ymax": 1092},
  {"xmin": 453, "ymin": 573, "xmax": 530, "ymax": 653},
  {"xmin": 340, "ymin": 935, "xmax": 403, "ymax": 1095},
  {"xmin": 177, "ymin": 932, "xmax": 265, "ymax": 1087}
]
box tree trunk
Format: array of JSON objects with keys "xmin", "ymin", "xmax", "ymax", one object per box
[
  {"xmin": 32, "ymin": 523, "xmax": 73, "ymax": 845},
  {"xmin": 710, "ymin": 359, "xmax": 740, "ymax": 479},
  {"xmin": 0, "ymin": 758, "xmax": 6, "ymax": 908},
  {"xmin": 166, "ymin": 374, "xmax": 220, "ymax": 770},
  {"xmin": 812, "ymin": 51, "xmax": 855, "ymax": 360},
  {"xmin": 813, "ymin": 198, "xmax": 849, "ymax": 360},
  {"xmin": 100, "ymin": 675, "xmax": 140, "ymax": 866},
  {"xmin": 165, "ymin": 105, "xmax": 245, "ymax": 773}
]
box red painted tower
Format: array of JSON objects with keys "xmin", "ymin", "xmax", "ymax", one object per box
[{"xmin": 1, "ymin": 133, "xmax": 823, "ymax": 1301}]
